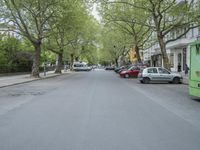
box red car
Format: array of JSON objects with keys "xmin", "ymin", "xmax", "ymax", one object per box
[{"xmin": 120, "ymin": 66, "xmax": 141, "ymax": 78}]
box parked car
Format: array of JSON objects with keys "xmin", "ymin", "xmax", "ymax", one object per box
[
  {"xmin": 73, "ymin": 62, "xmax": 91, "ymax": 71},
  {"xmin": 105, "ymin": 66, "xmax": 115, "ymax": 70},
  {"xmin": 114, "ymin": 66, "xmax": 125, "ymax": 73},
  {"xmin": 120, "ymin": 66, "xmax": 141, "ymax": 78},
  {"xmin": 138, "ymin": 67, "xmax": 183, "ymax": 84},
  {"xmin": 117, "ymin": 65, "xmax": 134, "ymax": 74}
]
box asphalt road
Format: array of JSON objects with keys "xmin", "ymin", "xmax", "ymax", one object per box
[{"xmin": 0, "ymin": 70, "xmax": 200, "ymax": 150}]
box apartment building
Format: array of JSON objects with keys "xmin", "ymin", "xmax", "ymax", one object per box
[
  {"xmin": 143, "ymin": 0, "xmax": 200, "ymax": 72},
  {"xmin": 144, "ymin": 26, "xmax": 200, "ymax": 72}
]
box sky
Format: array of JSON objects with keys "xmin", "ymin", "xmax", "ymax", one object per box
[{"xmin": 91, "ymin": 3, "xmax": 101, "ymax": 22}]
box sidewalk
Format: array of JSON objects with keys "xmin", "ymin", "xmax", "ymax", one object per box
[
  {"xmin": 177, "ymin": 72, "xmax": 189, "ymax": 85},
  {"xmin": 0, "ymin": 70, "xmax": 73, "ymax": 88}
]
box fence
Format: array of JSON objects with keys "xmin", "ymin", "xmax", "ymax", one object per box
[
  {"xmin": 0, "ymin": 64, "xmax": 64, "ymax": 74},
  {"xmin": 0, "ymin": 65, "xmax": 32, "ymax": 73}
]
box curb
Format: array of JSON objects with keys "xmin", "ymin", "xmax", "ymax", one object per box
[
  {"xmin": 182, "ymin": 78, "xmax": 189, "ymax": 85},
  {"xmin": 182, "ymin": 82, "xmax": 189, "ymax": 85},
  {"xmin": 0, "ymin": 73, "xmax": 72, "ymax": 89}
]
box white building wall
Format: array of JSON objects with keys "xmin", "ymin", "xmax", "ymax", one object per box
[
  {"xmin": 145, "ymin": 26, "xmax": 200, "ymax": 72},
  {"xmin": 144, "ymin": 0, "xmax": 199, "ymax": 71},
  {"xmin": 187, "ymin": 46, "xmax": 191, "ymax": 66}
]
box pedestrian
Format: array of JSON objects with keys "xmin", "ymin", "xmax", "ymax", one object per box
[
  {"xmin": 185, "ymin": 64, "xmax": 189, "ymax": 75},
  {"xmin": 178, "ymin": 63, "xmax": 181, "ymax": 72}
]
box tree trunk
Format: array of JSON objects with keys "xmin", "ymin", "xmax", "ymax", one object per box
[
  {"xmin": 70, "ymin": 54, "xmax": 74, "ymax": 70},
  {"xmin": 135, "ymin": 45, "xmax": 142, "ymax": 63},
  {"xmin": 153, "ymin": 11, "xmax": 171, "ymax": 70},
  {"xmin": 75, "ymin": 56, "xmax": 79, "ymax": 62},
  {"xmin": 55, "ymin": 53, "xmax": 63, "ymax": 74},
  {"xmin": 157, "ymin": 35, "xmax": 170, "ymax": 70},
  {"xmin": 31, "ymin": 44, "xmax": 41, "ymax": 78},
  {"xmin": 115, "ymin": 58, "xmax": 118, "ymax": 67}
]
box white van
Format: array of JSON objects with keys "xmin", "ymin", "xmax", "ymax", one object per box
[{"xmin": 73, "ymin": 62, "xmax": 91, "ymax": 71}]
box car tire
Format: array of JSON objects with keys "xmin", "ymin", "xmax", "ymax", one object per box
[
  {"xmin": 125, "ymin": 74, "xmax": 129, "ymax": 78},
  {"xmin": 173, "ymin": 77, "xmax": 180, "ymax": 84},
  {"xmin": 143, "ymin": 77, "xmax": 150, "ymax": 84},
  {"xmin": 140, "ymin": 80, "xmax": 144, "ymax": 84}
]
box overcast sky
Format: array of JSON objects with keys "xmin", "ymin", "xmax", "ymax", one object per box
[{"xmin": 91, "ymin": 3, "xmax": 101, "ymax": 22}]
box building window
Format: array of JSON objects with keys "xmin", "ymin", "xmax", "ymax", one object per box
[
  {"xmin": 198, "ymin": 27, "xmax": 200, "ymax": 35},
  {"xmin": 191, "ymin": 24, "xmax": 194, "ymax": 37},
  {"xmin": 176, "ymin": 29, "xmax": 180, "ymax": 38},
  {"xmin": 166, "ymin": 34, "xmax": 170, "ymax": 41},
  {"xmin": 170, "ymin": 31, "xmax": 175, "ymax": 39},
  {"xmin": 170, "ymin": 54, "xmax": 174, "ymax": 68},
  {"xmin": 181, "ymin": 28, "xmax": 187, "ymax": 38}
]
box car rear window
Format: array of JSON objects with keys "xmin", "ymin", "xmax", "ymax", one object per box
[
  {"xmin": 147, "ymin": 68, "xmax": 158, "ymax": 73},
  {"xmin": 74, "ymin": 64, "xmax": 84, "ymax": 67},
  {"xmin": 158, "ymin": 68, "xmax": 170, "ymax": 74}
]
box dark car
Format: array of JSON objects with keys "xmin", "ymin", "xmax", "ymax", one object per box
[
  {"xmin": 105, "ymin": 66, "xmax": 115, "ymax": 70},
  {"xmin": 114, "ymin": 66, "xmax": 125, "ymax": 73}
]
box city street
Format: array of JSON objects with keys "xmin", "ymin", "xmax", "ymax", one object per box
[{"xmin": 0, "ymin": 70, "xmax": 200, "ymax": 150}]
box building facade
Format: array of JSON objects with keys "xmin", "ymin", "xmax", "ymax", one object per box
[
  {"xmin": 144, "ymin": 27, "xmax": 200, "ymax": 72},
  {"xmin": 143, "ymin": 0, "xmax": 200, "ymax": 72}
]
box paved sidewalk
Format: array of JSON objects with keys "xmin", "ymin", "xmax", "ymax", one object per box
[
  {"xmin": 178, "ymin": 72, "xmax": 189, "ymax": 85},
  {"xmin": 0, "ymin": 70, "xmax": 73, "ymax": 88}
]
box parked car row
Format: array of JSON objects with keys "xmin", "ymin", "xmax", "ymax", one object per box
[{"xmin": 113, "ymin": 65, "xmax": 183, "ymax": 84}]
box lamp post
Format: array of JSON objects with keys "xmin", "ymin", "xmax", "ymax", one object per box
[
  {"xmin": 44, "ymin": 60, "xmax": 47, "ymax": 76},
  {"xmin": 43, "ymin": 50, "xmax": 47, "ymax": 77}
]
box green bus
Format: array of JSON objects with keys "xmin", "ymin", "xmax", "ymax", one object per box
[{"xmin": 189, "ymin": 40, "xmax": 200, "ymax": 98}]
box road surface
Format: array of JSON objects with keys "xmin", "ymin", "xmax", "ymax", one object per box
[{"xmin": 0, "ymin": 70, "xmax": 200, "ymax": 150}]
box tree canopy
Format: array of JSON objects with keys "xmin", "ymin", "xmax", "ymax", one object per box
[{"xmin": 0, "ymin": 0, "xmax": 200, "ymax": 74}]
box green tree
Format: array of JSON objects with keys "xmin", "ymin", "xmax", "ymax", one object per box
[
  {"xmin": 101, "ymin": 0, "xmax": 198, "ymax": 69},
  {"xmin": 45, "ymin": 0, "xmax": 82, "ymax": 73},
  {"xmin": 46, "ymin": 0, "xmax": 99, "ymax": 71},
  {"xmin": 101, "ymin": 26, "xmax": 131, "ymax": 67},
  {"xmin": 0, "ymin": 0, "xmax": 58, "ymax": 77},
  {"xmin": 100, "ymin": 2, "xmax": 151, "ymax": 63},
  {"xmin": 0, "ymin": 35, "xmax": 21, "ymax": 64}
]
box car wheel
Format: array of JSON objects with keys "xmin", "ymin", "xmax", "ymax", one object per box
[
  {"xmin": 125, "ymin": 74, "xmax": 129, "ymax": 78},
  {"xmin": 143, "ymin": 77, "xmax": 150, "ymax": 84},
  {"xmin": 173, "ymin": 77, "xmax": 180, "ymax": 84},
  {"xmin": 140, "ymin": 80, "xmax": 144, "ymax": 84}
]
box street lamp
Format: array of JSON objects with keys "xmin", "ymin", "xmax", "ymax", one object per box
[{"xmin": 43, "ymin": 59, "xmax": 47, "ymax": 77}]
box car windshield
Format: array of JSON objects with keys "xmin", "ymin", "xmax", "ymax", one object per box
[
  {"xmin": 74, "ymin": 64, "xmax": 83, "ymax": 67},
  {"xmin": 128, "ymin": 66, "xmax": 136, "ymax": 70}
]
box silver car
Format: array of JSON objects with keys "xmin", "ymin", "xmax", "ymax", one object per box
[{"xmin": 138, "ymin": 67, "xmax": 183, "ymax": 84}]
